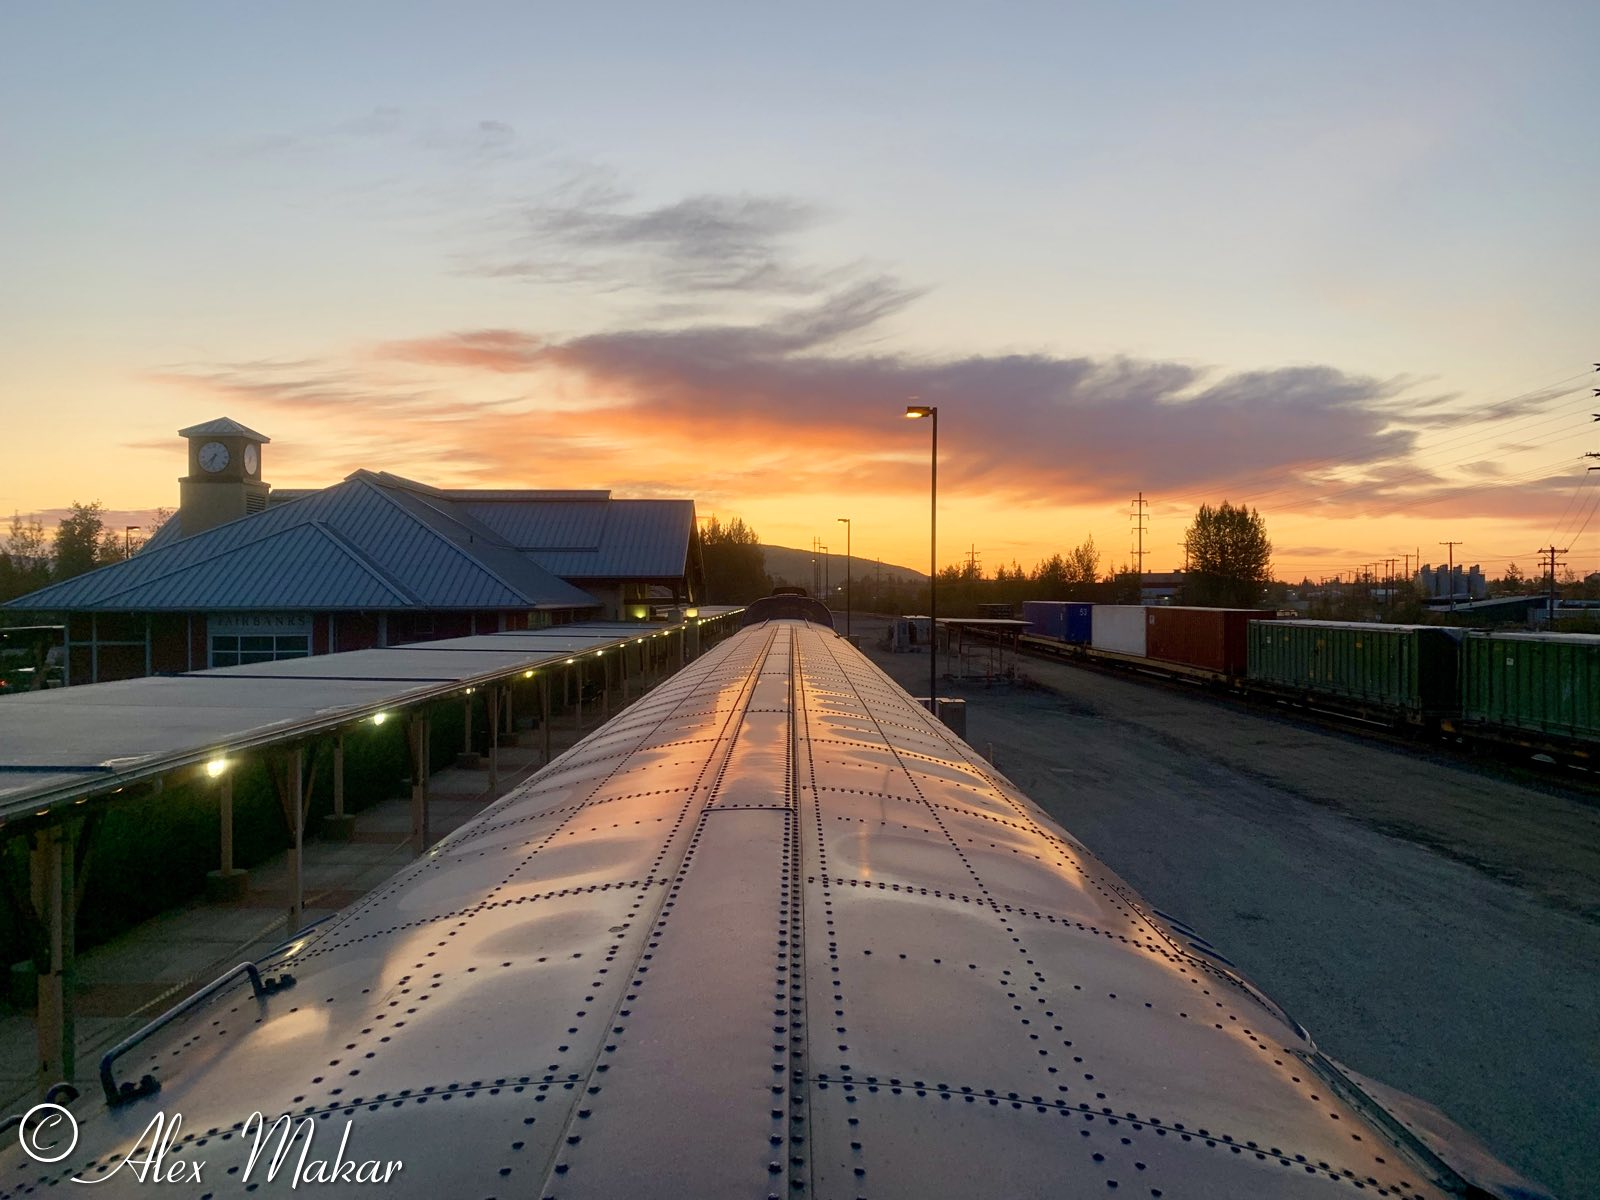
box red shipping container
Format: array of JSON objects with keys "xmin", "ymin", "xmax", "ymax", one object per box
[{"xmin": 1143, "ymin": 606, "xmax": 1276, "ymax": 675}]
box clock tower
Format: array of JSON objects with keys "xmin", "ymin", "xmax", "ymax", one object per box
[{"xmin": 177, "ymin": 417, "xmax": 272, "ymax": 537}]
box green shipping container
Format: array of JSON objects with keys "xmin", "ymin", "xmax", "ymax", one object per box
[
  {"xmin": 1247, "ymin": 621, "xmax": 1462, "ymax": 719},
  {"xmin": 1462, "ymin": 632, "xmax": 1600, "ymax": 743}
]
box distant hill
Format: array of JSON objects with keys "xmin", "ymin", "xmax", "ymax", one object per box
[{"xmin": 761, "ymin": 544, "xmax": 925, "ymax": 590}]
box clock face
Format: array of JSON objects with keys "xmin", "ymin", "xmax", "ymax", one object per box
[
  {"xmin": 198, "ymin": 441, "xmax": 231, "ymax": 473},
  {"xmin": 243, "ymin": 444, "xmax": 259, "ymax": 475}
]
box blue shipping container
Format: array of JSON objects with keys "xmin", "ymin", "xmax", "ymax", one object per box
[
  {"xmin": 1022, "ymin": 601, "xmax": 1068, "ymax": 641},
  {"xmin": 1022, "ymin": 601, "xmax": 1093, "ymax": 644},
  {"xmin": 1064, "ymin": 604, "xmax": 1092, "ymax": 645}
]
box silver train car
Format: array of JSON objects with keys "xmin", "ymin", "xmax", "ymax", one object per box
[{"xmin": 0, "ymin": 619, "xmax": 1547, "ymax": 1198}]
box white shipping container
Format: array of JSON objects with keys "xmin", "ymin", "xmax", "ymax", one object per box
[{"xmin": 1090, "ymin": 605, "xmax": 1147, "ymax": 657}]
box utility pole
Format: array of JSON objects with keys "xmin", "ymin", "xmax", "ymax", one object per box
[
  {"xmin": 1130, "ymin": 492, "xmax": 1148, "ymax": 603},
  {"xmin": 1539, "ymin": 545, "xmax": 1568, "ymax": 624},
  {"xmin": 1440, "ymin": 541, "xmax": 1462, "ymax": 613}
]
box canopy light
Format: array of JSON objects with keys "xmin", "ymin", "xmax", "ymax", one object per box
[
  {"xmin": 205, "ymin": 758, "xmax": 228, "ymax": 778},
  {"xmin": 372, "ymin": 712, "xmax": 389, "ymax": 726},
  {"xmin": 523, "ymin": 670, "xmax": 535, "ymax": 679}
]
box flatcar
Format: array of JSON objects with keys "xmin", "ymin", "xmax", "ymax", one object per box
[{"xmin": 0, "ymin": 620, "xmax": 1546, "ymax": 1197}]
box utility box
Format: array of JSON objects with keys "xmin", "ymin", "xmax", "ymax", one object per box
[{"xmin": 916, "ymin": 696, "xmax": 967, "ymax": 737}]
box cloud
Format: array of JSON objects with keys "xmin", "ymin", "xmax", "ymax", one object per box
[
  {"xmin": 162, "ymin": 274, "xmax": 1432, "ymax": 516},
  {"xmin": 470, "ymin": 177, "xmax": 841, "ymax": 300}
]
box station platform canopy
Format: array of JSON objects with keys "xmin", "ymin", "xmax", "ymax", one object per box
[{"xmin": 0, "ymin": 610, "xmax": 742, "ymax": 824}]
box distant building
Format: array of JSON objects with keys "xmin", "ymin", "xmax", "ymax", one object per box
[
  {"xmin": 5, "ymin": 419, "xmax": 705, "ymax": 683},
  {"xmin": 1138, "ymin": 570, "xmax": 1185, "ymax": 605},
  {"xmin": 1416, "ymin": 563, "xmax": 1487, "ymax": 602}
]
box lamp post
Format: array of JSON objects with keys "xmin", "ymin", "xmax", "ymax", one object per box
[
  {"xmin": 124, "ymin": 525, "xmax": 140, "ymax": 559},
  {"xmin": 837, "ymin": 517, "xmax": 851, "ymax": 638},
  {"xmin": 904, "ymin": 402, "xmax": 937, "ymax": 713}
]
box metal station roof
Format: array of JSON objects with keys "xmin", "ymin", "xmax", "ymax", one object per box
[
  {"xmin": 0, "ymin": 611, "xmax": 743, "ymax": 820},
  {"xmin": 457, "ymin": 496, "xmax": 697, "ymax": 579},
  {"xmin": 176, "ymin": 417, "xmax": 271, "ymax": 442},
  {"xmin": 0, "ymin": 618, "xmax": 1530, "ymax": 1198},
  {"xmin": 7, "ymin": 473, "xmax": 600, "ymax": 613}
]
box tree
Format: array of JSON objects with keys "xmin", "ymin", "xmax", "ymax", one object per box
[
  {"xmin": 1065, "ymin": 535, "xmax": 1099, "ymax": 588},
  {"xmin": 52, "ymin": 501, "xmax": 106, "ymax": 581},
  {"xmin": 1, "ymin": 513, "xmax": 51, "ymax": 605},
  {"xmin": 1183, "ymin": 502, "xmax": 1272, "ymax": 607},
  {"xmin": 1031, "ymin": 554, "xmax": 1069, "ymax": 600},
  {"xmin": 700, "ymin": 516, "xmax": 771, "ymax": 604}
]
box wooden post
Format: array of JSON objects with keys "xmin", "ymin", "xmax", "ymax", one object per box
[
  {"xmin": 220, "ymin": 773, "xmax": 234, "ymax": 874},
  {"xmin": 541, "ymin": 673, "xmax": 552, "ymax": 763},
  {"xmin": 574, "ymin": 663, "xmax": 583, "ymax": 731},
  {"xmin": 287, "ymin": 746, "xmax": 304, "ymax": 934},
  {"xmin": 333, "ymin": 734, "xmax": 345, "ymax": 819},
  {"xmin": 463, "ymin": 697, "xmax": 473, "ymax": 755},
  {"xmin": 31, "ymin": 822, "xmax": 77, "ymax": 1089},
  {"xmin": 487, "ymin": 687, "xmax": 500, "ymax": 793},
  {"xmin": 410, "ymin": 713, "xmax": 430, "ymax": 854}
]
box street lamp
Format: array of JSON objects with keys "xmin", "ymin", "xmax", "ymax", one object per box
[
  {"xmin": 837, "ymin": 517, "xmax": 851, "ymax": 638},
  {"xmin": 124, "ymin": 525, "xmax": 140, "ymax": 559},
  {"xmin": 904, "ymin": 402, "xmax": 937, "ymax": 713}
]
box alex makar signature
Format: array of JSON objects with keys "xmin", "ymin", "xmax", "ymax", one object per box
[{"xmin": 18, "ymin": 1103, "xmax": 404, "ymax": 1187}]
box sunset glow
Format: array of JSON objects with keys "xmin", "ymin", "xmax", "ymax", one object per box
[{"xmin": 4, "ymin": 4, "xmax": 1596, "ymax": 584}]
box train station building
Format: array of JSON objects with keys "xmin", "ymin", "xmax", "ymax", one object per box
[{"xmin": 5, "ymin": 418, "xmax": 706, "ymax": 683}]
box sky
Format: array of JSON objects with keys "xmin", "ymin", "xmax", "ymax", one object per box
[{"xmin": 3, "ymin": 1, "xmax": 1598, "ymax": 584}]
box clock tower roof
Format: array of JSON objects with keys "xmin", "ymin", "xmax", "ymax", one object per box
[{"xmin": 178, "ymin": 416, "xmax": 271, "ymax": 443}]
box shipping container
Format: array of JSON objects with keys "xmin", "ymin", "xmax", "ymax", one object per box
[
  {"xmin": 1021, "ymin": 601, "xmax": 1093, "ymax": 645},
  {"xmin": 1021, "ymin": 601, "xmax": 1068, "ymax": 641},
  {"xmin": 1461, "ymin": 632, "xmax": 1600, "ymax": 743},
  {"xmin": 1145, "ymin": 607, "xmax": 1275, "ymax": 675},
  {"xmin": 1247, "ymin": 621, "xmax": 1461, "ymax": 719},
  {"xmin": 1090, "ymin": 605, "xmax": 1146, "ymax": 657},
  {"xmin": 1065, "ymin": 603, "xmax": 1092, "ymax": 645}
]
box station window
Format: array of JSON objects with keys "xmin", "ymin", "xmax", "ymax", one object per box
[{"xmin": 211, "ymin": 634, "xmax": 311, "ymax": 668}]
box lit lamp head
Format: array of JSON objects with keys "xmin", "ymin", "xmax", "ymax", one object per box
[
  {"xmin": 205, "ymin": 758, "xmax": 229, "ymax": 779},
  {"xmin": 904, "ymin": 404, "xmax": 934, "ymax": 420}
]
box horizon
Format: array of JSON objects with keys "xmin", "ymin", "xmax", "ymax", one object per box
[{"xmin": 5, "ymin": 4, "xmax": 1598, "ymax": 583}]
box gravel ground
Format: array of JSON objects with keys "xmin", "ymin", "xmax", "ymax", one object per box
[{"xmin": 851, "ymin": 616, "xmax": 1599, "ymax": 1200}]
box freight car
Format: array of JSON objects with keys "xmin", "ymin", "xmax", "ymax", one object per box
[
  {"xmin": 1017, "ymin": 603, "xmax": 1600, "ymax": 765},
  {"xmin": 1247, "ymin": 621, "xmax": 1464, "ymax": 725}
]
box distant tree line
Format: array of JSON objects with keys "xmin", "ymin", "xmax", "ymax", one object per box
[{"xmin": 1, "ymin": 502, "xmax": 171, "ymax": 610}]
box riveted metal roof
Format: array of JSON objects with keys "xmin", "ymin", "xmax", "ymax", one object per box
[
  {"xmin": 0, "ymin": 619, "xmax": 1539, "ymax": 1198},
  {"xmin": 4, "ymin": 475, "xmax": 598, "ymax": 613}
]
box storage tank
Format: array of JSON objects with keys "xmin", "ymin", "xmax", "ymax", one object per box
[
  {"xmin": 1145, "ymin": 606, "xmax": 1275, "ymax": 675},
  {"xmin": 1090, "ymin": 605, "xmax": 1146, "ymax": 656}
]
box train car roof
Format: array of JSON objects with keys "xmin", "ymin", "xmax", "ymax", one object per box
[{"xmin": 0, "ymin": 620, "xmax": 1542, "ymax": 1197}]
